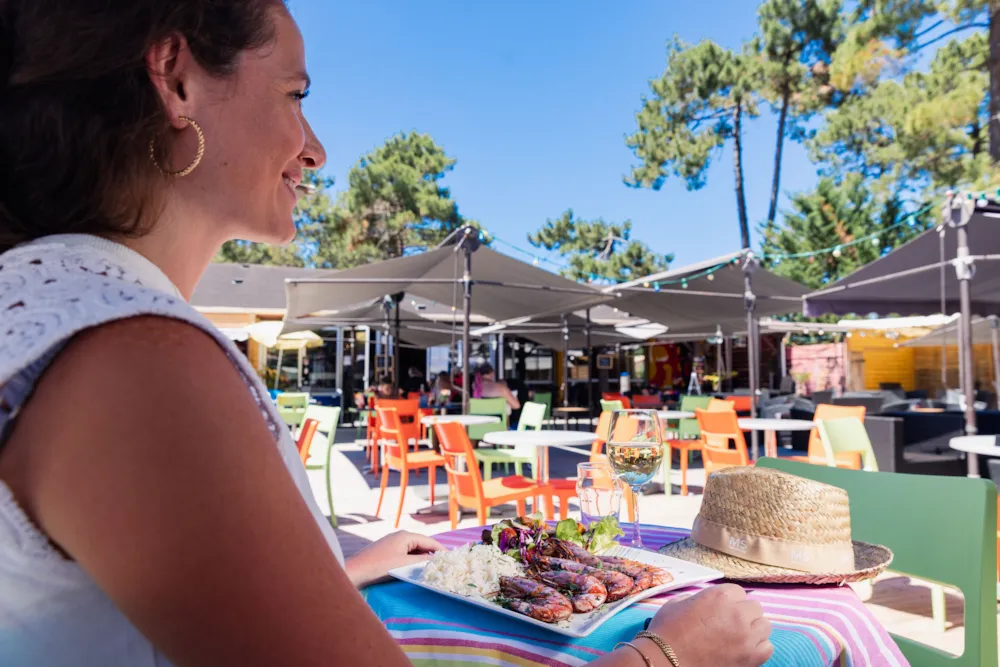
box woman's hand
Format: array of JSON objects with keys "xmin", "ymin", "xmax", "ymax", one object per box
[
  {"xmin": 640, "ymin": 584, "xmax": 773, "ymax": 667},
  {"xmin": 345, "ymin": 531, "xmax": 445, "ymax": 589}
]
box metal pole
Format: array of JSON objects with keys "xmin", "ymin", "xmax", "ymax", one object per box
[
  {"xmin": 497, "ymin": 333, "xmax": 505, "ymax": 380},
  {"xmin": 725, "ymin": 336, "xmax": 734, "ymax": 393},
  {"xmin": 945, "ymin": 193, "xmax": 978, "ymax": 476},
  {"xmin": 939, "ymin": 227, "xmax": 948, "ymax": 389},
  {"xmin": 462, "ymin": 243, "xmax": 473, "ymax": 414},
  {"xmin": 743, "ymin": 253, "xmax": 760, "ymax": 459},
  {"xmin": 586, "ymin": 309, "xmax": 594, "ymax": 412},
  {"xmin": 561, "ymin": 314, "xmax": 570, "ymax": 407},
  {"xmin": 393, "ymin": 301, "xmax": 401, "ymax": 395},
  {"xmin": 991, "ymin": 317, "xmax": 1000, "ymax": 401},
  {"xmin": 715, "ymin": 325, "xmax": 723, "ymax": 391},
  {"xmin": 335, "ymin": 327, "xmax": 344, "ymax": 396},
  {"xmin": 779, "ymin": 335, "xmax": 787, "ymax": 381},
  {"xmin": 274, "ymin": 348, "xmax": 283, "ymax": 390}
]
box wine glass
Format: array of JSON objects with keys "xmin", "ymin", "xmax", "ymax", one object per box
[{"xmin": 606, "ymin": 409, "xmax": 664, "ymax": 548}]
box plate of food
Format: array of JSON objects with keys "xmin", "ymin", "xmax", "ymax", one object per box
[{"xmin": 388, "ymin": 516, "xmax": 723, "ymax": 638}]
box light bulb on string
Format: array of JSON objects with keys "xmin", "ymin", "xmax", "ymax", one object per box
[
  {"xmin": 706, "ymin": 272, "xmax": 715, "ymax": 281},
  {"xmin": 643, "ymin": 281, "xmax": 650, "ymax": 288},
  {"xmin": 532, "ymin": 257, "xmax": 539, "ymax": 266},
  {"xmin": 977, "ymin": 193, "xmax": 989, "ymax": 207},
  {"xmin": 653, "ymin": 282, "xmax": 661, "ymax": 292},
  {"xmin": 681, "ymin": 279, "xmax": 688, "ymax": 289},
  {"xmin": 907, "ymin": 215, "xmax": 916, "ymax": 227},
  {"xmin": 832, "ymin": 246, "xmax": 842, "ymax": 258},
  {"xmin": 871, "ymin": 236, "xmax": 880, "ymax": 247}
]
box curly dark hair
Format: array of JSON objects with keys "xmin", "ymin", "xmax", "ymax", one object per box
[{"xmin": 0, "ymin": 0, "xmax": 285, "ymax": 252}]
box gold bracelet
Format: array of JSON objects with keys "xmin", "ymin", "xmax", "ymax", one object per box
[
  {"xmin": 634, "ymin": 631, "xmax": 681, "ymax": 667},
  {"xmin": 613, "ymin": 641, "xmax": 654, "ymax": 667}
]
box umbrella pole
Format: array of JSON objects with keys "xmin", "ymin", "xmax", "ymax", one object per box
[
  {"xmin": 393, "ymin": 303, "xmax": 401, "ymax": 395},
  {"xmin": 991, "ymin": 317, "xmax": 1000, "ymax": 401},
  {"xmin": 274, "ymin": 348, "xmax": 283, "ymax": 391},
  {"xmin": 725, "ymin": 335, "xmax": 733, "ymax": 393},
  {"xmin": 585, "ymin": 309, "xmax": 593, "ymax": 412},
  {"xmin": 946, "ymin": 193, "xmax": 979, "ymax": 476},
  {"xmin": 939, "ymin": 227, "xmax": 948, "ymax": 389},
  {"xmin": 743, "ymin": 254, "xmax": 760, "ymax": 459},
  {"xmin": 462, "ymin": 239, "xmax": 473, "ymax": 415},
  {"xmin": 561, "ymin": 315, "xmax": 570, "ymax": 407},
  {"xmin": 716, "ymin": 326, "xmax": 723, "ymax": 392}
]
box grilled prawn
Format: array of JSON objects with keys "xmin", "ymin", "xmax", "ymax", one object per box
[{"xmin": 498, "ymin": 576, "xmax": 573, "ymax": 623}]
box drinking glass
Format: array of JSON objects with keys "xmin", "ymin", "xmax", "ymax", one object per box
[
  {"xmin": 606, "ymin": 409, "xmax": 664, "ymax": 548},
  {"xmin": 576, "ymin": 461, "xmax": 625, "ymax": 527}
]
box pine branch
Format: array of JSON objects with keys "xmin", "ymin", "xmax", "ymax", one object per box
[{"xmin": 910, "ymin": 24, "xmax": 990, "ymax": 53}]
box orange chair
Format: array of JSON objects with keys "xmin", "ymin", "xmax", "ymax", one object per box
[
  {"xmin": 708, "ymin": 398, "xmax": 735, "ymax": 411},
  {"xmin": 370, "ymin": 398, "xmax": 423, "ymax": 471},
  {"xmin": 295, "ymin": 418, "xmax": 320, "ymax": 466},
  {"xmin": 787, "ymin": 404, "xmax": 865, "ymax": 469},
  {"xmin": 695, "ymin": 408, "xmax": 750, "ymax": 474},
  {"xmin": 547, "ymin": 412, "xmax": 636, "ymax": 520},
  {"xmin": 602, "ymin": 392, "xmax": 632, "ymax": 409},
  {"xmin": 720, "ymin": 394, "xmax": 753, "ymax": 412},
  {"xmin": 665, "ymin": 402, "xmax": 731, "ymax": 497},
  {"xmin": 435, "ymin": 421, "xmax": 551, "ymax": 528},
  {"xmin": 374, "ymin": 407, "xmax": 446, "ymax": 528}
]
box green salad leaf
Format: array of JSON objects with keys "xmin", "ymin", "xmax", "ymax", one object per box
[
  {"xmin": 554, "ymin": 518, "xmax": 585, "ymax": 546},
  {"xmin": 586, "ymin": 515, "xmax": 625, "ymax": 554}
]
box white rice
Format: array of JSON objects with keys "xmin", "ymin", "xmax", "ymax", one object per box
[{"xmin": 421, "ymin": 543, "xmax": 524, "ymax": 597}]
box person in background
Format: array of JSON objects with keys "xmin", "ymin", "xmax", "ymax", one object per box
[
  {"xmin": 0, "ymin": 1, "xmax": 772, "ymax": 665},
  {"xmin": 403, "ymin": 366, "xmax": 427, "ymax": 396},
  {"xmin": 375, "ymin": 374, "xmax": 397, "ymax": 399},
  {"xmin": 433, "ymin": 371, "xmax": 454, "ymax": 406},
  {"xmin": 473, "ymin": 362, "xmax": 520, "ymax": 411}
]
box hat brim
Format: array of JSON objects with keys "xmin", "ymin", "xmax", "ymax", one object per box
[{"xmin": 659, "ymin": 538, "xmax": 893, "ymax": 585}]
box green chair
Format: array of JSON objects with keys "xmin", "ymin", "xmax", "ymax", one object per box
[
  {"xmin": 600, "ymin": 399, "xmax": 624, "ymax": 413},
  {"xmin": 816, "ymin": 417, "xmax": 879, "ymax": 471},
  {"xmin": 758, "ymin": 458, "xmax": 997, "ymax": 667},
  {"xmin": 300, "ymin": 405, "xmax": 342, "ymax": 528},
  {"xmin": 532, "ymin": 391, "xmax": 553, "ymax": 427},
  {"xmin": 466, "ymin": 398, "xmax": 509, "ymax": 442},
  {"xmin": 676, "ymin": 394, "xmax": 712, "ymax": 440},
  {"xmin": 276, "ymin": 392, "xmax": 309, "ymax": 428},
  {"xmin": 475, "ymin": 401, "xmax": 546, "ymax": 480}
]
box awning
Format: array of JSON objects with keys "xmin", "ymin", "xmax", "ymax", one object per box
[
  {"xmin": 602, "ymin": 250, "xmax": 808, "ymax": 334},
  {"xmin": 898, "ymin": 316, "xmax": 1000, "ymax": 347},
  {"xmin": 804, "ymin": 207, "xmax": 1000, "ymax": 317},
  {"xmin": 246, "ymin": 321, "xmax": 324, "ymax": 350}
]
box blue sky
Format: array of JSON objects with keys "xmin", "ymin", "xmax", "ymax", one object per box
[{"xmin": 289, "ymin": 0, "xmax": 823, "ymax": 268}]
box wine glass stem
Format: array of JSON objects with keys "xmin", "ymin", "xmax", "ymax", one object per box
[{"xmin": 631, "ymin": 486, "xmax": 642, "ymax": 548}]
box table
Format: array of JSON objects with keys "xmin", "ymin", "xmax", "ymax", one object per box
[
  {"xmin": 553, "ymin": 406, "xmax": 592, "ymax": 430},
  {"xmin": 738, "ymin": 417, "xmax": 816, "ymax": 461},
  {"xmin": 657, "ymin": 410, "xmax": 695, "ymax": 421},
  {"xmin": 365, "ymin": 523, "xmax": 909, "ymax": 667},
  {"xmin": 950, "ymin": 435, "xmax": 1000, "ymax": 479},
  {"xmin": 419, "ymin": 415, "xmax": 501, "ymax": 426},
  {"xmin": 482, "ymin": 430, "xmax": 595, "ymax": 485}
]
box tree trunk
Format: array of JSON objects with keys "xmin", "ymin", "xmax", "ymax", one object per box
[
  {"xmin": 732, "ymin": 102, "xmax": 751, "ymax": 250},
  {"xmin": 767, "ymin": 91, "xmax": 790, "ymax": 226},
  {"xmin": 990, "ymin": 2, "xmax": 1000, "ymax": 163}
]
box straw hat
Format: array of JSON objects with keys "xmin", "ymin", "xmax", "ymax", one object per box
[{"xmin": 660, "ymin": 467, "xmax": 893, "ymax": 584}]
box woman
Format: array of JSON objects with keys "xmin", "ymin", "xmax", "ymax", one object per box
[
  {"xmin": 0, "ymin": 2, "xmax": 771, "ymax": 666},
  {"xmin": 472, "ymin": 362, "xmax": 520, "ymax": 411}
]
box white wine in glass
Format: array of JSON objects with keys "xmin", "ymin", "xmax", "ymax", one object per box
[{"xmin": 606, "ymin": 410, "xmax": 664, "ymax": 548}]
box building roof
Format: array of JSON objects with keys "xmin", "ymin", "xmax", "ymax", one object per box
[{"xmin": 192, "ymin": 263, "xmax": 318, "ymax": 312}]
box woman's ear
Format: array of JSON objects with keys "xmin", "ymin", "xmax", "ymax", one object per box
[{"xmin": 145, "ymin": 33, "xmax": 199, "ymax": 130}]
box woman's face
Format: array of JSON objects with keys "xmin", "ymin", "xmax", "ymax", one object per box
[{"xmin": 173, "ymin": 7, "xmax": 324, "ymax": 245}]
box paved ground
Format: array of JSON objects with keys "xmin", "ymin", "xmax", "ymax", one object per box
[{"xmin": 305, "ymin": 426, "xmax": 1000, "ymax": 659}]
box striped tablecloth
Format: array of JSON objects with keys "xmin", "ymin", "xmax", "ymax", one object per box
[{"xmin": 365, "ymin": 523, "xmax": 907, "ymax": 667}]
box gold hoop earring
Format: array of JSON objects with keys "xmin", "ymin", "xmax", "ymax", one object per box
[{"xmin": 149, "ymin": 116, "xmax": 205, "ymax": 178}]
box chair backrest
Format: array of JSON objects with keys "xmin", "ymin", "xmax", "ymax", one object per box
[
  {"xmin": 707, "ymin": 398, "xmax": 735, "ymax": 411},
  {"xmin": 808, "ymin": 404, "xmax": 866, "ymax": 457},
  {"xmin": 600, "ymin": 399, "xmax": 625, "ymax": 413},
  {"xmin": 435, "ymin": 421, "xmax": 485, "ymax": 509},
  {"xmin": 375, "ymin": 406, "xmax": 410, "ymax": 461},
  {"xmin": 816, "ymin": 417, "xmax": 878, "ymax": 471},
  {"xmin": 721, "ymin": 394, "xmax": 753, "ymax": 412},
  {"xmin": 376, "ymin": 398, "xmax": 420, "ymax": 442},
  {"xmin": 470, "ymin": 397, "xmax": 509, "ymax": 428},
  {"xmin": 678, "ymin": 395, "xmax": 713, "ymax": 438},
  {"xmin": 694, "ymin": 408, "xmax": 749, "ymax": 473},
  {"xmin": 302, "ymin": 405, "xmax": 340, "ymax": 435},
  {"xmin": 517, "ymin": 402, "xmax": 546, "ymax": 431},
  {"xmin": 532, "ymin": 391, "xmax": 553, "ymax": 420},
  {"xmin": 757, "ymin": 458, "xmax": 997, "ymax": 667},
  {"xmin": 295, "ymin": 418, "xmax": 320, "ymax": 465},
  {"xmin": 602, "ymin": 392, "xmax": 632, "ymax": 409},
  {"xmin": 631, "ymin": 395, "xmax": 661, "ymax": 407},
  {"xmin": 277, "ymin": 392, "xmax": 309, "ymax": 408},
  {"xmin": 590, "ymin": 411, "xmax": 613, "ymax": 460}
]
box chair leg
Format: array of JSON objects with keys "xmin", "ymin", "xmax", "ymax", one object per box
[
  {"xmin": 428, "ymin": 465, "xmax": 436, "ymax": 505},
  {"xmin": 559, "ymin": 495, "xmax": 568, "ymax": 521},
  {"xmin": 931, "ymin": 584, "xmax": 947, "ymax": 632},
  {"xmin": 680, "ymin": 448, "xmax": 689, "ymax": 497},
  {"xmin": 625, "ymin": 487, "xmax": 636, "ymax": 523},
  {"xmin": 394, "ymin": 468, "xmax": 408, "ymax": 529},
  {"xmin": 326, "ymin": 437, "xmax": 337, "ymax": 528},
  {"xmin": 482, "ymin": 460, "xmax": 493, "ymax": 481},
  {"xmin": 450, "ymin": 496, "xmax": 459, "ymax": 530},
  {"xmin": 477, "ymin": 507, "xmax": 488, "ymax": 526},
  {"xmin": 514, "ymin": 462, "xmax": 523, "ymax": 477},
  {"xmin": 375, "ymin": 462, "xmax": 389, "ymax": 517},
  {"xmin": 516, "ymin": 499, "xmax": 527, "ymax": 517}
]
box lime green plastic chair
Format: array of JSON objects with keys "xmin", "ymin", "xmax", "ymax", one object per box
[
  {"xmin": 676, "ymin": 395, "xmax": 712, "ymax": 439},
  {"xmin": 476, "ymin": 401, "xmax": 546, "ymax": 480},
  {"xmin": 300, "ymin": 405, "xmax": 342, "ymax": 528},
  {"xmin": 276, "ymin": 392, "xmax": 309, "ymax": 427},
  {"xmin": 532, "ymin": 391, "xmax": 553, "ymax": 427},
  {"xmin": 600, "ymin": 399, "xmax": 624, "ymax": 413},
  {"xmin": 758, "ymin": 458, "xmax": 997, "ymax": 667},
  {"xmin": 816, "ymin": 417, "xmax": 878, "ymax": 471},
  {"xmin": 466, "ymin": 398, "xmax": 508, "ymax": 442}
]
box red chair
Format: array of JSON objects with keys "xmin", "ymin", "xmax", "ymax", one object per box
[
  {"xmin": 435, "ymin": 421, "xmax": 551, "ymax": 528},
  {"xmin": 631, "ymin": 395, "xmax": 662, "ymax": 408},
  {"xmin": 720, "ymin": 394, "xmax": 753, "ymax": 413},
  {"xmin": 374, "ymin": 407, "xmax": 446, "ymax": 528}
]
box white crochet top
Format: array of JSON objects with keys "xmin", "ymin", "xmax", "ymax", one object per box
[{"xmin": 0, "ymin": 234, "xmax": 344, "ymax": 666}]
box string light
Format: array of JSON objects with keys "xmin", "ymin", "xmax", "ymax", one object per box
[
  {"xmin": 680, "ymin": 279, "xmax": 688, "ymax": 289},
  {"xmin": 871, "ymin": 237, "xmax": 880, "ymax": 247},
  {"xmin": 706, "ymin": 273, "xmax": 714, "ymax": 281},
  {"xmin": 832, "ymin": 246, "xmax": 841, "ymax": 258},
  {"xmin": 643, "ymin": 281, "xmax": 650, "ymax": 288},
  {"xmin": 653, "ymin": 282, "xmax": 661, "ymax": 292}
]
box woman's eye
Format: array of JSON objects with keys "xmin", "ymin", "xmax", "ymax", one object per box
[{"xmin": 291, "ymin": 90, "xmax": 310, "ymax": 104}]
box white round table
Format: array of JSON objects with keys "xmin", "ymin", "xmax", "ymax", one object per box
[
  {"xmin": 420, "ymin": 415, "xmax": 500, "ymax": 426},
  {"xmin": 738, "ymin": 418, "xmax": 816, "ymax": 461},
  {"xmin": 950, "ymin": 435, "xmax": 1000, "ymax": 478},
  {"xmin": 482, "ymin": 430, "xmax": 596, "ymax": 484},
  {"xmin": 658, "ymin": 410, "xmax": 695, "ymax": 420}
]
